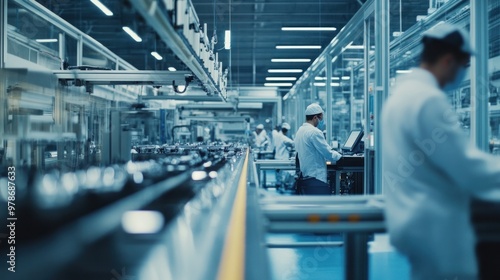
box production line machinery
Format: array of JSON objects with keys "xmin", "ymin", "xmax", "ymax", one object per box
[{"xmin": 0, "ymin": 143, "xmax": 272, "ymax": 280}]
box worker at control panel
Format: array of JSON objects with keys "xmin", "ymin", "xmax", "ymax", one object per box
[
  {"xmin": 295, "ymin": 104, "xmax": 342, "ymax": 195},
  {"xmin": 382, "ymin": 22, "xmax": 500, "ymax": 280}
]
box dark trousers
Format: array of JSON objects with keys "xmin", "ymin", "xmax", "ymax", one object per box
[{"xmin": 300, "ymin": 177, "xmax": 331, "ymax": 195}]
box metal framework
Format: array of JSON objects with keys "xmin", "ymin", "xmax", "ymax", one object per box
[
  {"xmin": 129, "ymin": 0, "xmax": 226, "ymax": 101},
  {"xmin": 260, "ymin": 195, "xmax": 385, "ymax": 280},
  {"xmin": 54, "ymin": 70, "xmax": 192, "ymax": 87}
]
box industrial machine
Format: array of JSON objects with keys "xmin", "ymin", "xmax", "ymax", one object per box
[{"xmin": 328, "ymin": 130, "xmax": 365, "ymax": 195}]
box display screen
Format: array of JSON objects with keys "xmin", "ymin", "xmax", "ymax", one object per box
[{"xmin": 343, "ymin": 130, "xmax": 362, "ymax": 150}]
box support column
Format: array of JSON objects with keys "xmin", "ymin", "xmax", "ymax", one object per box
[
  {"xmin": 0, "ymin": 0, "xmax": 7, "ymax": 144},
  {"xmin": 374, "ymin": 0, "xmax": 389, "ymax": 194},
  {"xmin": 0, "ymin": 0, "xmax": 6, "ymax": 68},
  {"xmin": 470, "ymin": 0, "xmax": 489, "ymax": 152},
  {"xmin": 363, "ymin": 17, "xmax": 372, "ymax": 194},
  {"xmin": 326, "ymin": 55, "xmax": 333, "ymax": 144}
]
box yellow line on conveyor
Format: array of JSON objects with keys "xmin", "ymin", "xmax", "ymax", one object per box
[{"xmin": 217, "ymin": 150, "xmax": 249, "ymax": 280}]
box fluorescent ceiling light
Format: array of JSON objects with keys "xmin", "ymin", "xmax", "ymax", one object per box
[
  {"xmin": 282, "ymin": 27, "xmax": 337, "ymax": 31},
  {"xmin": 342, "ymin": 76, "xmax": 351, "ymax": 80},
  {"xmin": 268, "ymin": 69, "xmax": 303, "ymax": 73},
  {"xmin": 168, "ymin": 67, "xmax": 177, "ymax": 71},
  {"xmin": 151, "ymin": 51, "xmax": 163, "ymax": 60},
  {"xmin": 396, "ymin": 70, "xmax": 413, "ymax": 74},
  {"xmin": 313, "ymin": 82, "xmax": 341, "ymax": 87},
  {"xmin": 315, "ymin": 76, "xmax": 341, "ymax": 81},
  {"xmin": 271, "ymin": 58, "xmax": 311, "ymax": 63},
  {"xmin": 266, "ymin": 77, "xmax": 297, "ymax": 81},
  {"xmin": 276, "ymin": 45, "xmax": 321, "ymax": 50},
  {"xmin": 264, "ymin": 83, "xmax": 293, "ymax": 87},
  {"xmin": 122, "ymin": 27, "xmax": 142, "ymax": 42},
  {"xmin": 224, "ymin": 30, "xmax": 231, "ymax": 50},
  {"xmin": 90, "ymin": 0, "xmax": 113, "ymax": 16},
  {"xmin": 345, "ymin": 45, "xmax": 364, "ymax": 49},
  {"xmin": 36, "ymin": 39, "xmax": 58, "ymax": 43}
]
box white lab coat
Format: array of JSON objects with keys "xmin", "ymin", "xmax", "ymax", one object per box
[
  {"xmin": 252, "ymin": 130, "xmax": 269, "ymax": 148},
  {"xmin": 294, "ymin": 123, "xmax": 342, "ymax": 183},
  {"xmin": 271, "ymin": 129, "xmax": 281, "ymax": 152},
  {"xmin": 381, "ymin": 68, "xmax": 500, "ymax": 279},
  {"xmin": 274, "ymin": 132, "xmax": 294, "ymax": 160}
]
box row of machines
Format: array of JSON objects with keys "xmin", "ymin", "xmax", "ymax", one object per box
[{"xmin": 0, "ymin": 142, "xmax": 246, "ymax": 280}]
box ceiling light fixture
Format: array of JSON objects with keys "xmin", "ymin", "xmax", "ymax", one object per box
[
  {"xmin": 271, "ymin": 58, "xmax": 311, "ymax": 63},
  {"xmin": 224, "ymin": 30, "xmax": 231, "ymax": 50},
  {"xmin": 268, "ymin": 69, "xmax": 303, "ymax": 73},
  {"xmin": 313, "ymin": 82, "xmax": 341, "ymax": 87},
  {"xmin": 276, "ymin": 45, "xmax": 321, "ymax": 50},
  {"xmin": 36, "ymin": 39, "xmax": 58, "ymax": 43},
  {"xmin": 122, "ymin": 27, "xmax": 142, "ymax": 42},
  {"xmin": 90, "ymin": 0, "xmax": 113, "ymax": 16},
  {"xmin": 151, "ymin": 51, "xmax": 163, "ymax": 60},
  {"xmin": 264, "ymin": 83, "xmax": 293, "ymax": 87},
  {"xmin": 345, "ymin": 45, "xmax": 364, "ymax": 49},
  {"xmin": 282, "ymin": 27, "xmax": 337, "ymax": 31},
  {"xmin": 266, "ymin": 77, "xmax": 297, "ymax": 81},
  {"xmin": 168, "ymin": 67, "xmax": 177, "ymax": 72}
]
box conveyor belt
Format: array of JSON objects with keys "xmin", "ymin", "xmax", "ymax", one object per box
[{"xmin": 0, "ymin": 146, "xmax": 259, "ymax": 280}]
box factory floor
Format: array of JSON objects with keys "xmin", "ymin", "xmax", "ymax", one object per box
[
  {"xmin": 262, "ymin": 171, "xmax": 410, "ymax": 280},
  {"xmin": 266, "ymin": 233, "xmax": 410, "ymax": 280}
]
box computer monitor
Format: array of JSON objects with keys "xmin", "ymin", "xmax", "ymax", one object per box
[{"xmin": 342, "ymin": 130, "xmax": 364, "ymax": 154}]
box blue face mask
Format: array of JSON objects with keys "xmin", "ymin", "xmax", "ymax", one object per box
[
  {"xmin": 443, "ymin": 66, "xmax": 466, "ymax": 91},
  {"xmin": 317, "ymin": 118, "xmax": 326, "ymax": 131}
]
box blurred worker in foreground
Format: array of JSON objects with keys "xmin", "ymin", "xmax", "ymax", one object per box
[
  {"xmin": 382, "ymin": 22, "xmax": 500, "ymax": 280},
  {"xmin": 252, "ymin": 123, "xmax": 269, "ymax": 150},
  {"xmin": 295, "ymin": 104, "xmax": 342, "ymax": 195}
]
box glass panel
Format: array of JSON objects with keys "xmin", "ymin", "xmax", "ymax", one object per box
[
  {"xmin": 6, "ymin": 2, "xmax": 63, "ymax": 69},
  {"xmin": 82, "ymin": 44, "xmax": 116, "ymax": 70},
  {"xmin": 489, "ymin": 0, "xmax": 500, "ymax": 154},
  {"xmin": 388, "ymin": 1, "xmax": 471, "ymax": 136}
]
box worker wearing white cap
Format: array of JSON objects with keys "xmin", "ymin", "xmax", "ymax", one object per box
[
  {"xmin": 294, "ymin": 103, "xmax": 342, "ymax": 195},
  {"xmin": 382, "ymin": 22, "xmax": 500, "ymax": 280},
  {"xmin": 274, "ymin": 122, "xmax": 295, "ymax": 190},
  {"xmin": 274, "ymin": 123, "xmax": 294, "ymax": 160},
  {"xmin": 252, "ymin": 123, "xmax": 269, "ymax": 149}
]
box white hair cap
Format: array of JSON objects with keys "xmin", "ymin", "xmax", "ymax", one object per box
[
  {"xmin": 281, "ymin": 123, "xmax": 291, "ymax": 130},
  {"xmin": 305, "ymin": 103, "xmax": 324, "ymax": 116},
  {"xmin": 422, "ymin": 22, "xmax": 474, "ymax": 55},
  {"xmin": 256, "ymin": 124, "xmax": 264, "ymax": 129}
]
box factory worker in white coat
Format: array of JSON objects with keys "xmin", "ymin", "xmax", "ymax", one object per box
[
  {"xmin": 295, "ymin": 104, "xmax": 342, "ymax": 195},
  {"xmin": 274, "ymin": 123, "xmax": 294, "ymax": 160},
  {"xmin": 274, "ymin": 123, "xmax": 294, "ymax": 189},
  {"xmin": 252, "ymin": 124, "xmax": 269, "ymax": 149},
  {"xmin": 382, "ymin": 22, "xmax": 500, "ymax": 280}
]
